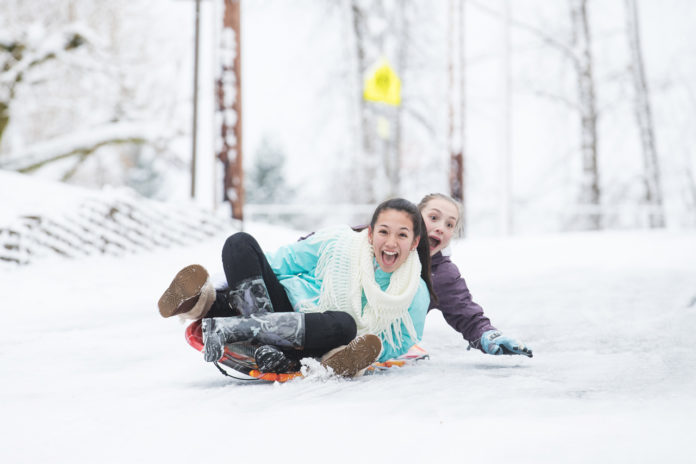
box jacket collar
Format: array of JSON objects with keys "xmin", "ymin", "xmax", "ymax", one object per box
[{"xmin": 431, "ymin": 251, "xmax": 447, "ymax": 266}]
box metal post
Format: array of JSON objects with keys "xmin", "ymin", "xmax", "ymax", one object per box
[{"xmin": 217, "ymin": 0, "xmax": 244, "ymax": 220}]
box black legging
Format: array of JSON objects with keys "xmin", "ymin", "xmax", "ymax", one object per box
[{"xmin": 206, "ymin": 232, "xmax": 356, "ymax": 358}]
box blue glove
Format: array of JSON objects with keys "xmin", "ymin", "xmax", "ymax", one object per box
[{"xmin": 480, "ymin": 330, "xmax": 533, "ymax": 358}]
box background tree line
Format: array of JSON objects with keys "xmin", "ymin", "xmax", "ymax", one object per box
[{"xmin": 2, "ymin": 0, "xmax": 695, "ymax": 234}]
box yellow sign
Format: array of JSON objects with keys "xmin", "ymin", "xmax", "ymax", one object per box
[{"xmin": 363, "ymin": 58, "xmax": 401, "ymax": 106}]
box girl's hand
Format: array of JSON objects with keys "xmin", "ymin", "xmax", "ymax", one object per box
[{"xmin": 480, "ymin": 330, "xmax": 533, "ymax": 358}]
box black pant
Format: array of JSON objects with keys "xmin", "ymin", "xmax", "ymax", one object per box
[{"xmin": 206, "ymin": 232, "xmax": 356, "ymax": 357}]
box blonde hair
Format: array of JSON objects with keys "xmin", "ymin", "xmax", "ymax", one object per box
[{"xmin": 417, "ymin": 193, "xmax": 463, "ymax": 234}]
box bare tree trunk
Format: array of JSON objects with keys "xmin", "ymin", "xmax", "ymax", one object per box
[
  {"xmin": 0, "ymin": 101, "xmax": 9, "ymax": 146},
  {"xmin": 448, "ymin": 0, "xmax": 466, "ymax": 235},
  {"xmin": 570, "ymin": 0, "xmax": 601, "ymax": 230},
  {"xmin": 458, "ymin": 0, "xmax": 467, "ymax": 237},
  {"xmin": 624, "ymin": 0, "xmax": 664, "ymax": 228},
  {"xmin": 191, "ymin": 0, "xmax": 201, "ymax": 199},
  {"xmin": 348, "ymin": 0, "xmax": 430, "ymax": 203},
  {"xmin": 1, "ymin": 42, "xmax": 19, "ymax": 147},
  {"xmin": 391, "ymin": 0, "xmax": 409, "ymax": 198},
  {"xmin": 685, "ymin": 166, "xmax": 696, "ymax": 226},
  {"xmin": 349, "ymin": 0, "xmax": 376, "ymax": 203},
  {"xmin": 501, "ymin": 0, "xmax": 513, "ymax": 235}
]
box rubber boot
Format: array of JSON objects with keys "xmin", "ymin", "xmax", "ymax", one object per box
[
  {"xmin": 227, "ymin": 276, "xmax": 273, "ymax": 316},
  {"xmin": 254, "ymin": 345, "xmax": 301, "ymax": 373},
  {"xmin": 320, "ymin": 334, "xmax": 382, "ymax": 377},
  {"xmin": 158, "ymin": 264, "xmax": 216, "ymax": 320},
  {"xmin": 202, "ymin": 312, "xmax": 305, "ymax": 362}
]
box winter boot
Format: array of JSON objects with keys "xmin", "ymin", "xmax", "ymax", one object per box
[
  {"xmin": 227, "ymin": 277, "xmax": 274, "ymax": 316},
  {"xmin": 254, "ymin": 345, "xmax": 301, "ymax": 373},
  {"xmin": 158, "ymin": 264, "xmax": 216, "ymax": 320},
  {"xmin": 202, "ymin": 312, "xmax": 305, "ymax": 362},
  {"xmin": 320, "ymin": 334, "xmax": 382, "ymax": 378}
]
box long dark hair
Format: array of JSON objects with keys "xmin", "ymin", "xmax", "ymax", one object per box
[{"xmin": 369, "ymin": 198, "xmax": 437, "ymax": 304}]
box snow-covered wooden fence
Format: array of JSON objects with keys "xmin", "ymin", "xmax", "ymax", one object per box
[{"xmin": 0, "ymin": 187, "xmax": 233, "ymax": 267}]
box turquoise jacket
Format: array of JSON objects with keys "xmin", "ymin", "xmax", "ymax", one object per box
[{"xmin": 265, "ymin": 233, "xmax": 430, "ymax": 362}]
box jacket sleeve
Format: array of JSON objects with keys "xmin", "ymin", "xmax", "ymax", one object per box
[
  {"xmin": 264, "ymin": 237, "xmax": 322, "ymax": 277},
  {"xmin": 378, "ymin": 280, "xmax": 430, "ymax": 362},
  {"xmin": 431, "ymin": 259, "xmax": 495, "ymax": 350}
]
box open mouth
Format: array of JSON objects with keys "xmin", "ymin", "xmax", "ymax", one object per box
[
  {"xmin": 382, "ymin": 250, "xmax": 399, "ymax": 266},
  {"xmin": 428, "ymin": 236, "xmax": 441, "ymax": 250}
]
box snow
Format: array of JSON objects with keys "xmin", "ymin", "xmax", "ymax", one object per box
[
  {"xmin": 1, "ymin": 121, "xmax": 166, "ymax": 171},
  {"xmin": 0, "ymin": 169, "xmax": 90, "ymax": 221},
  {"xmin": 2, "ymin": 181, "xmax": 696, "ymax": 463}
]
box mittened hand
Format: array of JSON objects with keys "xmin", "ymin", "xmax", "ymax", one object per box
[{"xmin": 480, "ymin": 330, "xmax": 533, "ymax": 358}]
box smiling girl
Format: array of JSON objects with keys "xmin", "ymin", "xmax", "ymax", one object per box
[
  {"xmin": 418, "ymin": 193, "xmax": 532, "ymax": 357},
  {"xmin": 158, "ymin": 198, "xmax": 435, "ymax": 377}
]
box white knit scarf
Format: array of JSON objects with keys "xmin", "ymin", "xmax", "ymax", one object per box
[{"xmin": 302, "ymin": 226, "xmax": 422, "ymax": 350}]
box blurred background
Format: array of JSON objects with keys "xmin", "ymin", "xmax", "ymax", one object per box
[{"xmin": 2, "ymin": 0, "xmax": 695, "ymax": 236}]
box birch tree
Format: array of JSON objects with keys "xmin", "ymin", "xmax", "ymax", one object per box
[
  {"xmin": 624, "ymin": 0, "xmax": 665, "ymax": 227},
  {"xmin": 448, "ymin": 0, "xmax": 467, "ymax": 235},
  {"xmin": 470, "ymin": 0, "xmax": 603, "ymax": 229},
  {"xmin": 348, "ymin": 0, "xmax": 378, "ymax": 203},
  {"xmin": 348, "ymin": 0, "xmax": 403, "ymax": 203},
  {"xmin": 569, "ymin": 0, "xmax": 601, "ymax": 229},
  {"xmin": 345, "ymin": 0, "xmax": 439, "ymax": 203}
]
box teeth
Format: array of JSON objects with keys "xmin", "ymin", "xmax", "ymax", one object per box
[{"xmin": 384, "ymin": 251, "xmax": 397, "ymax": 255}]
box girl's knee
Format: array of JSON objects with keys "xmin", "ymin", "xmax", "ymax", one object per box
[
  {"xmin": 303, "ymin": 311, "xmax": 358, "ymax": 352},
  {"xmin": 224, "ymin": 231, "xmax": 251, "ymax": 246},
  {"xmin": 326, "ymin": 311, "xmax": 357, "ymax": 344},
  {"xmin": 223, "ymin": 232, "xmax": 258, "ymax": 255}
]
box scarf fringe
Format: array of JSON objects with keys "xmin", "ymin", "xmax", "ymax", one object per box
[{"xmin": 304, "ymin": 226, "xmax": 421, "ymax": 350}]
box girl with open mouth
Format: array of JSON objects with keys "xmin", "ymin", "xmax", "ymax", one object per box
[
  {"xmin": 418, "ymin": 193, "xmax": 533, "ymax": 358},
  {"xmin": 158, "ymin": 198, "xmax": 437, "ymax": 378}
]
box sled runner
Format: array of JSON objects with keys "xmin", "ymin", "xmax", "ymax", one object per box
[
  {"xmin": 185, "ymin": 319, "xmax": 429, "ymax": 382},
  {"xmin": 364, "ymin": 344, "xmax": 429, "ymax": 375}
]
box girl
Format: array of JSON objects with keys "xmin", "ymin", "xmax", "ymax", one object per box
[
  {"xmin": 418, "ymin": 193, "xmax": 532, "ymax": 357},
  {"xmin": 158, "ymin": 198, "xmax": 435, "ymax": 377}
]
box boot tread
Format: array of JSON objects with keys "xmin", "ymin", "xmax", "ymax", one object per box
[
  {"xmin": 321, "ymin": 334, "xmax": 382, "ymax": 377},
  {"xmin": 158, "ymin": 264, "xmax": 209, "ymax": 318}
]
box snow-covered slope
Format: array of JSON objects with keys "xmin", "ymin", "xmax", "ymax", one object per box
[{"xmin": 1, "ymin": 174, "xmax": 695, "ymax": 463}]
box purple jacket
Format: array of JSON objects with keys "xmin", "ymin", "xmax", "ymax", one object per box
[{"xmin": 429, "ymin": 251, "xmax": 495, "ymax": 350}]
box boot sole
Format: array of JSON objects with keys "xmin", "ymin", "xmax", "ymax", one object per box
[
  {"xmin": 158, "ymin": 264, "xmax": 209, "ymax": 318},
  {"xmin": 321, "ymin": 334, "xmax": 382, "ymax": 377}
]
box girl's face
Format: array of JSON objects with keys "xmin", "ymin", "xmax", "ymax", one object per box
[
  {"xmin": 421, "ymin": 198, "xmax": 459, "ymax": 256},
  {"xmin": 368, "ymin": 209, "xmax": 420, "ymax": 273}
]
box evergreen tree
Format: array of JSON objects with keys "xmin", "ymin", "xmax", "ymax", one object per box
[{"xmin": 246, "ymin": 137, "xmax": 292, "ymax": 204}]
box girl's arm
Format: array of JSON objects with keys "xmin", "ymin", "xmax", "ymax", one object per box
[{"xmin": 431, "ymin": 259, "xmax": 496, "ymax": 350}]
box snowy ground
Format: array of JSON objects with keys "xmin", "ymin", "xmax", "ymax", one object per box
[{"xmin": 2, "ymin": 221, "xmax": 696, "ymax": 463}]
